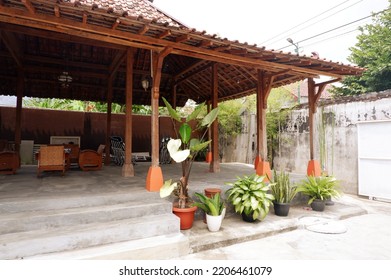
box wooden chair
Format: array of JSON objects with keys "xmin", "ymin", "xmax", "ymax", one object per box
[
  {"xmin": 63, "ymin": 143, "xmax": 80, "ymax": 169},
  {"xmin": 78, "ymin": 145, "xmax": 105, "ymax": 171},
  {"xmin": 0, "ymin": 151, "xmax": 20, "ymax": 175},
  {"xmin": 37, "ymin": 145, "xmax": 66, "ymax": 177}
]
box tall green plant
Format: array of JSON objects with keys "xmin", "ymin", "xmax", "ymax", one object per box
[
  {"xmin": 269, "ymin": 170, "xmax": 298, "ymax": 203},
  {"xmin": 160, "ymin": 97, "xmax": 219, "ymax": 208}
]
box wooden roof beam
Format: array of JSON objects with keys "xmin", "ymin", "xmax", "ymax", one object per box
[
  {"xmin": 175, "ymin": 34, "xmax": 190, "ymax": 43},
  {"xmin": 21, "ymin": 0, "xmax": 35, "ymax": 14},
  {"xmin": 109, "ymin": 50, "xmax": 126, "ymax": 79},
  {"xmin": 0, "ymin": 31, "xmax": 23, "ymax": 69},
  {"xmin": 112, "ymin": 18, "xmax": 120, "ymax": 30},
  {"xmin": 82, "ymin": 12, "xmax": 88, "ymax": 26},
  {"xmin": 198, "ymin": 40, "xmax": 213, "ymax": 48},
  {"xmin": 0, "ymin": 8, "xmax": 352, "ymax": 78},
  {"xmin": 157, "ymin": 30, "xmax": 170, "ymax": 39},
  {"xmin": 138, "ymin": 24, "xmax": 149, "ymax": 35},
  {"xmin": 174, "ymin": 60, "xmax": 207, "ymax": 79},
  {"xmin": 54, "ymin": 5, "xmax": 60, "ymax": 18}
]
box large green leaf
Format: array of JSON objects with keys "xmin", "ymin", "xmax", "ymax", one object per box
[
  {"xmin": 190, "ymin": 140, "xmax": 210, "ymax": 152},
  {"xmin": 179, "ymin": 123, "xmax": 192, "ymax": 144},
  {"xmin": 200, "ymin": 107, "xmax": 219, "ymax": 128},
  {"xmin": 186, "ymin": 102, "xmax": 205, "ymax": 122},
  {"xmin": 162, "ymin": 97, "xmax": 181, "ymax": 122}
]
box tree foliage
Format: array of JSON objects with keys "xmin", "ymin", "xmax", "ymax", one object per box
[{"xmin": 332, "ymin": 3, "xmax": 391, "ymax": 96}]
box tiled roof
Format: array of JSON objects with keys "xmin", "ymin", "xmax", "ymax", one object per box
[
  {"xmin": 71, "ymin": 0, "xmax": 184, "ymax": 27},
  {"xmin": 0, "ymin": 0, "xmax": 364, "ymax": 106}
]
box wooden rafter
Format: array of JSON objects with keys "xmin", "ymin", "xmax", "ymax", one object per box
[
  {"xmin": 175, "ymin": 34, "xmax": 190, "ymax": 43},
  {"xmin": 21, "ymin": 0, "xmax": 35, "ymax": 14},
  {"xmin": 1, "ymin": 31, "xmax": 23, "ymax": 69},
  {"xmin": 112, "ymin": 18, "xmax": 120, "ymax": 30},
  {"xmin": 0, "ymin": 7, "xmax": 351, "ymax": 79},
  {"xmin": 138, "ymin": 24, "xmax": 149, "ymax": 35},
  {"xmin": 157, "ymin": 30, "xmax": 170, "ymax": 39},
  {"xmin": 109, "ymin": 50, "xmax": 126, "ymax": 79},
  {"xmin": 54, "ymin": 5, "xmax": 60, "ymax": 18}
]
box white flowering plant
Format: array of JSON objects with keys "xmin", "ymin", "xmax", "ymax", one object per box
[{"xmin": 159, "ymin": 97, "xmax": 219, "ymax": 208}]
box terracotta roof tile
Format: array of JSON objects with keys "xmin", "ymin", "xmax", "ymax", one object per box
[{"xmin": 72, "ymin": 0, "xmax": 183, "ymax": 27}]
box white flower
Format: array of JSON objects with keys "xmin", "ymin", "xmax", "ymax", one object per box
[{"xmin": 167, "ymin": 138, "xmax": 190, "ymax": 163}]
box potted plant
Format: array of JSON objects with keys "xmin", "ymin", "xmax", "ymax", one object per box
[
  {"xmin": 192, "ymin": 192, "xmax": 225, "ymax": 232},
  {"xmin": 226, "ymin": 174, "xmax": 274, "ymax": 222},
  {"xmin": 297, "ymin": 175, "xmax": 341, "ymax": 212},
  {"xmin": 160, "ymin": 97, "xmax": 219, "ymax": 230},
  {"xmin": 269, "ymin": 170, "xmax": 298, "ymax": 216}
]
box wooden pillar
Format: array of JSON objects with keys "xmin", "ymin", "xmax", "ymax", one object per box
[
  {"xmin": 122, "ymin": 48, "xmax": 135, "ymax": 177},
  {"xmin": 146, "ymin": 47, "xmax": 172, "ymax": 192},
  {"xmin": 306, "ymin": 78, "xmax": 338, "ymax": 176},
  {"xmin": 14, "ymin": 70, "xmax": 23, "ymax": 153},
  {"xmin": 255, "ymin": 70, "xmax": 273, "ymax": 181},
  {"xmin": 209, "ymin": 63, "xmax": 220, "ymax": 173},
  {"xmin": 105, "ymin": 77, "xmax": 113, "ymax": 166}
]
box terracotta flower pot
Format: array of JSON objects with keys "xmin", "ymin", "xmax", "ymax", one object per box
[{"xmin": 173, "ymin": 205, "xmax": 197, "ymax": 230}]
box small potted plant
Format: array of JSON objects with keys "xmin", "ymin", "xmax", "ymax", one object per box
[
  {"xmin": 269, "ymin": 170, "xmax": 298, "ymax": 216},
  {"xmin": 297, "ymin": 175, "xmax": 341, "ymax": 212},
  {"xmin": 160, "ymin": 97, "xmax": 219, "ymax": 230},
  {"xmin": 192, "ymin": 192, "xmax": 225, "ymax": 232},
  {"xmin": 226, "ymin": 174, "xmax": 274, "ymax": 222}
]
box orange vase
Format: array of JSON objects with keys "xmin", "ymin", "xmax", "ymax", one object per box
[{"xmin": 173, "ymin": 205, "xmax": 198, "ymax": 230}]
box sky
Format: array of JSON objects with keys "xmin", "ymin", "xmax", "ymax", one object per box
[{"xmin": 153, "ymin": 0, "xmax": 389, "ymax": 65}]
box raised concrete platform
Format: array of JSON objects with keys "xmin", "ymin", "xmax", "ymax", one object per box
[
  {"xmin": 0, "ymin": 162, "xmax": 378, "ymax": 260},
  {"xmin": 182, "ymin": 195, "xmax": 368, "ymax": 255}
]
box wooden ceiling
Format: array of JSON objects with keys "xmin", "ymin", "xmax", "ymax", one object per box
[{"xmin": 0, "ymin": 0, "xmax": 364, "ymax": 106}]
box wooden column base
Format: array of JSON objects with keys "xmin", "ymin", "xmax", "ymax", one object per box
[
  {"xmin": 146, "ymin": 166, "xmax": 163, "ymax": 192},
  {"xmin": 254, "ymin": 155, "xmax": 260, "ymax": 169},
  {"xmin": 121, "ymin": 163, "xmax": 134, "ymax": 177},
  {"xmin": 307, "ymin": 160, "xmax": 321, "ymax": 177},
  {"xmin": 205, "ymin": 151, "xmax": 212, "ymax": 163},
  {"xmin": 255, "ymin": 160, "xmax": 271, "ymax": 182}
]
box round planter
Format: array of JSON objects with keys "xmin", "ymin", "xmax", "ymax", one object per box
[
  {"xmin": 241, "ymin": 212, "xmax": 256, "ymax": 223},
  {"xmin": 204, "ymin": 188, "xmax": 221, "ymax": 198},
  {"xmin": 206, "ymin": 214, "xmax": 223, "ymax": 232},
  {"xmin": 273, "ymin": 202, "xmax": 291, "ymax": 217},
  {"xmin": 310, "ymin": 199, "xmax": 326, "ymax": 212},
  {"xmin": 173, "ymin": 205, "xmax": 197, "ymax": 230}
]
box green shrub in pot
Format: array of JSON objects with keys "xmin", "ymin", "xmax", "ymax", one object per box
[{"xmin": 226, "ymin": 174, "xmax": 274, "ymax": 222}]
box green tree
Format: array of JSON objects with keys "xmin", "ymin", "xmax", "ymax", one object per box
[{"xmin": 333, "ymin": 3, "xmax": 391, "ymax": 96}]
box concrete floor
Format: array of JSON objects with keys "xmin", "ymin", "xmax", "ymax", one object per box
[{"xmin": 2, "ymin": 161, "xmax": 391, "ymax": 261}]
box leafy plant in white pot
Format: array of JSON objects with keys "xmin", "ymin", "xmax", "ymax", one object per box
[
  {"xmin": 159, "ymin": 97, "xmax": 219, "ymax": 229},
  {"xmin": 192, "ymin": 192, "xmax": 225, "ymax": 232}
]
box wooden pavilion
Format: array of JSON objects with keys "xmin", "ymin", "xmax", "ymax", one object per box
[{"xmin": 0, "ymin": 0, "xmax": 364, "ymax": 190}]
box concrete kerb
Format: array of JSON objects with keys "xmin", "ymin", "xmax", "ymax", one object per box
[{"xmin": 181, "ymin": 195, "xmax": 368, "ymax": 255}]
